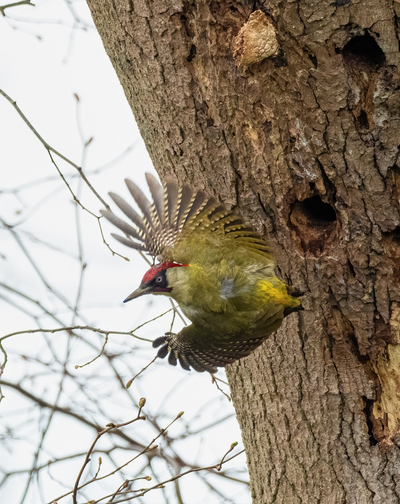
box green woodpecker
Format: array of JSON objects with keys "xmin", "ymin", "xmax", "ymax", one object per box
[{"xmin": 101, "ymin": 174, "xmax": 301, "ymax": 373}]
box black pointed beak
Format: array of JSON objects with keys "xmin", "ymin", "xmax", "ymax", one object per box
[{"xmin": 123, "ymin": 285, "xmax": 152, "ymax": 303}]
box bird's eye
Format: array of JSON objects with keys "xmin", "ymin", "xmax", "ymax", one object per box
[{"xmin": 156, "ymin": 276, "xmax": 163, "ymax": 283}]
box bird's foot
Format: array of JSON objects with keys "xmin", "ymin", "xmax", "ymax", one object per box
[{"xmin": 287, "ymin": 286, "xmax": 304, "ymax": 297}]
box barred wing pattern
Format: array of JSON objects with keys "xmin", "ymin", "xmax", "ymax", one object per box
[
  {"xmin": 152, "ymin": 308, "xmax": 285, "ymax": 373},
  {"xmin": 100, "ymin": 173, "xmax": 272, "ymax": 261}
]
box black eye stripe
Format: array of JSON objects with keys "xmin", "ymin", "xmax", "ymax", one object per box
[{"xmin": 149, "ymin": 269, "xmax": 168, "ymax": 289}]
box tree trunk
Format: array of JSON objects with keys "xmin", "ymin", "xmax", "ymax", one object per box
[{"xmin": 86, "ymin": 1, "xmax": 400, "ymax": 502}]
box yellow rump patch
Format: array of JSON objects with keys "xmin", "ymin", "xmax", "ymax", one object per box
[{"xmin": 256, "ymin": 280, "xmax": 300, "ymax": 308}]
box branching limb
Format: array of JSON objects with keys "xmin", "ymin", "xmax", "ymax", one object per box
[
  {"xmin": 0, "ymin": 0, "xmax": 33, "ymax": 16},
  {"xmin": 0, "ymin": 88, "xmax": 108, "ymax": 208},
  {"xmin": 72, "ymin": 404, "xmax": 147, "ymax": 504}
]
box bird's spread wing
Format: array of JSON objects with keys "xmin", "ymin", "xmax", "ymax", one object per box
[
  {"xmin": 101, "ymin": 173, "xmax": 273, "ymax": 261},
  {"xmin": 153, "ymin": 307, "xmax": 285, "ymax": 373}
]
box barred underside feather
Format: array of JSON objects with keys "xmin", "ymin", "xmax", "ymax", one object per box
[
  {"xmin": 101, "ymin": 173, "xmax": 273, "ymax": 261},
  {"xmin": 152, "ymin": 306, "xmax": 284, "ymax": 372}
]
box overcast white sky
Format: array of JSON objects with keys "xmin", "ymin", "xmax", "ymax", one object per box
[{"xmin": 0, "ymin": 1, "xmax": 250, "ymax": 503}]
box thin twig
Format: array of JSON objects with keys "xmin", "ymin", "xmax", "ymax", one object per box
[
  {"xmin": 0, "ymin": 0, "xmax": 33, "ymax": 16},
  {"xmin": 211, "ymin": 374, "xmax": 231, "ymax": 402},
  {"xmin": 66, "ymin": 411, "xmax": 184, "ymax": 504},
  {"xmin": 80, "ymin": 446, "xmax": 245, "ymax": 504},
  {"xmin": 126, "ymin": 356, "xmax": 158, "ymax": 388},
  {"xmin": 74, "ymin": 334, "xmax": 108, "ymax": 369},
  {"xmin": 72, "ymin": 411, "xmax": 147, "ymax": 504},
  {"xmin": 0, "ymin": 325, "xmax": 152, "ymax": 345},
  {"xmin": 0, "ymin": 88, "xmax": 109, "ymax": 208},
  {"xmin": 0, "ymin": 380, "xmax": 145, "ymax": 450}
]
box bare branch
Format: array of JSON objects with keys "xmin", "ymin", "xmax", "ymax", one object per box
[
  {"xmin": 0, "ymin": 379, "xmax": 146, "ymax": 450},
  {"xmin": 0, "ymin": 0, "xmax": 33, "ymax": 16},
  {"xmin": 0, "ymin": 88, "xmax": 109, "ymax": 209},
  {"xmin": 126, "ymin": 356, "xmax": 158, "ymax": 388},
  {"xmin": 72, "ymin": 412, "xmax": 147, "ymax": 504}
]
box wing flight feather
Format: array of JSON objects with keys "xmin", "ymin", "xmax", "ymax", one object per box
[{"xmin": 101, "ymin": 173, "xmax": 273, "ymax": 260}]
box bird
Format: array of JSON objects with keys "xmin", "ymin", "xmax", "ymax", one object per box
[{"xmin": 100, "ymin": 173, "xmax": 302, "ymax": 373}]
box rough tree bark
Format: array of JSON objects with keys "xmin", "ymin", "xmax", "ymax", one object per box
[{"xmin": 86, "ymin": 1, "xmax": 400, "ymax": 502}]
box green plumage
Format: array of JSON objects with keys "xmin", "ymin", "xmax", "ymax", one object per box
[{"xmin": 101, "ymin": 174, "xmax": 301, "ymax": 373}]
